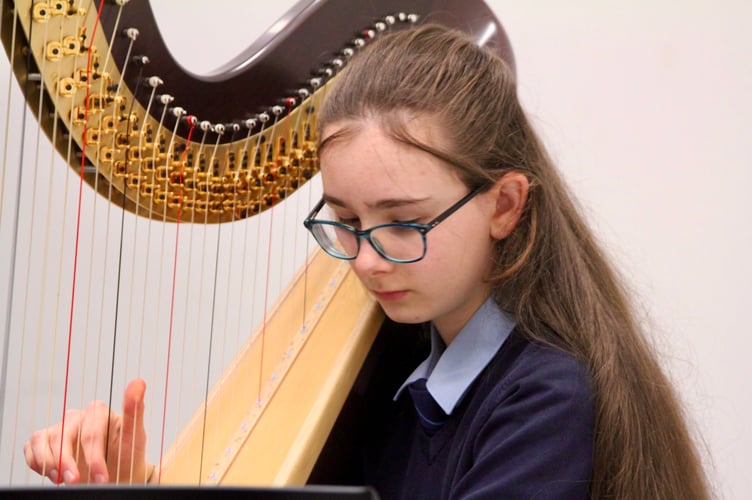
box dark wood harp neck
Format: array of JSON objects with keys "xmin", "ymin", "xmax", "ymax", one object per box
[{"xmin": 0, "ymin": 0, "xmax": 513, "ymax": 488}]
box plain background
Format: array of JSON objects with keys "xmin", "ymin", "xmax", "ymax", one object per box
[{"xmin": 1, "ymin": 1, "xmax": 749, "ymax": 497}]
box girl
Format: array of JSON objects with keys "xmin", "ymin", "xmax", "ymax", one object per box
[{"xmin": 25, "ymin": 24, "xmax": 710, "ymax": 499}]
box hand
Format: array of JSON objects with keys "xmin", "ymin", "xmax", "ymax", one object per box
[{"xmin": 24, "ymin": 378, "xmax": 152, "ymax": 485}]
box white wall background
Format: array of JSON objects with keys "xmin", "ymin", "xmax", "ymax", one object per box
[{"xmin": 1, "ymin": 1, "xmax": 749, "ymax": 497}]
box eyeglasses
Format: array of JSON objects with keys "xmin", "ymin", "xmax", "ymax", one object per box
[{"xmin": 303, "ymin": 186, "xmax": 485, "ymax": 263}]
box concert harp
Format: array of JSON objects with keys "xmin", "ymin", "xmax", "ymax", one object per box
[{"xmin": 0, "ymin": 0, "xmax": 513, "ymax": 488}]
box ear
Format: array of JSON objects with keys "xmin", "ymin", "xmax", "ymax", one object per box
[{"xmin": 488, "ymin": 172, "xmax": 529, "ymax": 240}]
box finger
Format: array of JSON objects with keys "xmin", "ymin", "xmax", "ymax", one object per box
[
  {"xmin": 23, "ymin": 433, "xmax": 54, "ymax": 478},
  {"xmin": 119, "ymin": 378, "xmax": 148, "ymax": 482},
  {"xmin": 26, "ymin": 422, "xmax": 72, "ymax": 483},
  {"xmin": 78, "ymin": 400, "xmax": 115, "ymax": 483},
  {"xmin": 121, "ymin": 378, "xmax": 146, "ymax": 444},
  {"xmin": 56, "ymin": 410, "xmax": 88, "ymax": 484}
]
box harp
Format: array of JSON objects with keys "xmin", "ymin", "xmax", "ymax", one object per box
[{"xmin": 0, "ymin": 0, "xmax": 513, "ymax": 488}]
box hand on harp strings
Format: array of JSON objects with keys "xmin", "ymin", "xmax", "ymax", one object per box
[{"xmin": 24, "ymin": 379, "xmax": 150, "ymax": 486}]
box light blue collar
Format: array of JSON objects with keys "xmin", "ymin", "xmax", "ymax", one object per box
[{"xmin": 394, "ymin": 298, "xmax": 516, "ymax": 414}]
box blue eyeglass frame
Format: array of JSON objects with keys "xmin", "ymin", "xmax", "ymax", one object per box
[{"xmin": 303, "ymin": 185, "xmax": 486, "ymax": 263}]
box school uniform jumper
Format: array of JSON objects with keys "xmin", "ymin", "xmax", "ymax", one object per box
[{"xmin": 364, "ymin": 299, "xmax": 595, "ymax": 499}]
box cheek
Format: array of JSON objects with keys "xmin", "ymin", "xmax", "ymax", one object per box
[
  {"xmin": 429, "ymin": 220, "xmax": 492, "ymax": 261},
  {"xmin": 424, "ymin": 225, "xmax": 495, "ymax": 284}
]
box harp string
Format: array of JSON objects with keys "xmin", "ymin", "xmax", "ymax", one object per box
[
  {"xmin": 31, "ymin": 6, "xmax": 68, "ymax": 485},
  {"xmin": 76, "ymin": 0, "xmax": 123, "ymax": 484},
  {"xmin": 55, "ymin": 0, "xmax": 107, "ymax": 483},
  {"xmin": 258, "ymin": 110, "xmax": 287, "ymax": 409},
  {"xmin": 4, "ymin": 2, "xmax": 43, "ymax": 483}
]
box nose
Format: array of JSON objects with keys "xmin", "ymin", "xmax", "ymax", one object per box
[{"xmin": 350, "ymin": 237, "xmax": 392, "ymax": 275}]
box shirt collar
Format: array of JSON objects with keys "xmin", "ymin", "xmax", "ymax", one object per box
[{"xmin": 394, "ymin": 298, "xmax": 516, "ymax": 414}]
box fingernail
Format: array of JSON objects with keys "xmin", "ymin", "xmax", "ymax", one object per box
[
  {"xmin": 49, "ymin": 469, "xmax": 58, "ymax": 483},
  {"xmin": 94, "ymin": 474, "xmax": 106, "ymax": 484},
  {"xmin": 63, "ymin": 470, "xmax": 74, "ymax": 484}
]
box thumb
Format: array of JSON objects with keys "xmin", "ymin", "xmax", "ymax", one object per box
[
  {"xmin": 122, "ymin": 378, "xmax": 146, "ymax": 427},
  {"xmin": 117, "ymin": 378, "xmax": 149, "ymax": 482}
]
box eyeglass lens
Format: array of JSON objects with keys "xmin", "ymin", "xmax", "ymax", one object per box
[{"xmin": 314, "ymin": 222, "xmax": 425, "ymax": 261}]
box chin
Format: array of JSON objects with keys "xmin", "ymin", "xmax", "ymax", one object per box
[{"xmin": 379, "ymin": 302, "xmax": 429, "ymax": 325}]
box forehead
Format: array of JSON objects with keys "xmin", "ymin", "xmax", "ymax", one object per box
[{"xmin": 318, "ymin": 117, "xmax": 461, "ymax": 196}]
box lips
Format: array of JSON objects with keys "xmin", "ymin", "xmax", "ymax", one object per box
[{"xmin": 371, "ymin": 289, "xmax": 408, "ymax": 302}]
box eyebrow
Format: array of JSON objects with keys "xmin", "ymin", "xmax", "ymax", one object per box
[{"xmin": 322, "ymin": 193, "xmax": 430, "ymax": 210}]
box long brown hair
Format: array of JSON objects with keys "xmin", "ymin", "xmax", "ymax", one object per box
[{"xmin": 318, "ymin": 24, "xmax": 711, "ymax": 499}]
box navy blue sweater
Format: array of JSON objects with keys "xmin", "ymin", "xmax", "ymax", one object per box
[
  {"xmin": 365, "ymin": 329, "xmax": 594, "ymax": 499},
  {"xmin": 310, "ymin": 327, "xmax": 594, "ymax": 499}
]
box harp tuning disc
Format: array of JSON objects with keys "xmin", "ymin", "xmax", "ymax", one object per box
[
  {"xmin": 123, "ymin": 28, "xmax": 139, "ymax": 41},
  {"xmin": 244, "ymin": 118, "xmax": 257, "ymax": 129},
  {"xmin": 229, "ymin": 123, "xmax": 241, "ymax": 133},
  {"xmin": 397, "ymin": 12, "xmax": 407, "ymax": 22},
  {"xmin": 352, "ymin": 38, "xmax": 365, "ymax": 48},
  {"xmin": 363, "ymin": 29, "xmax": 376, "ymax": 40},
  {"xmin": 258, "ymin": 112, "xmax": 270, "ymax": 123},
  {"xmin": 132, "ymin": 55, "xmax": 149, "ymax": 65},
  {"xmin": 115, "ymin": 0, "xmax": 132, "ymax": 5},
  {"xmin": 271, "ymin": 105, "xmax": 284, "ymax": 116},
  {"xmin": 171, "ymin": 107, "xmax": 187, "ymax": 118},
  {"xmin": 342, "ymin": 47, "xmax": 355, "ymax": 58},
  {"xmin": 158, "ymin": 94, "xmax": 174, "ymax": 105},
  {"xmin": 407, "ymin": 14, "xmax": 420, "ymax": 23},
  {"xmin": 374, "ymin": 21, "xmax": 387, "ymax": 32},
  {"xmin": 298, "ymin": 88, "xmax": 310, "ymax": 99},
  {"xmin": 384, "ymin": 15, "xmax": 396, "ymax": 25},
  {"xmin": 185, "ymin": 115, "xmax": 198, "ymax": 126},
  {"xmin": 199, "ymin": 120, "xmax": 212, "ymax": 131},
  {"xmin": 214, "ymin": 123, "xmax": 226, "ymax": 135},
  {"xmin": 145, "ymin": 76, "xmax": 163, "ymax": 87}
]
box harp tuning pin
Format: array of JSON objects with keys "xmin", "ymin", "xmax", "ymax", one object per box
[
  {"xmin": 115, "ymin": 0, "xmax": 132, "ymax": 5},
  {"xmin": 384, "ymin": 15, "xmax": 396, "ymax": 25},
  {"xmin": 200, "ymin": 120, "xmax": 212, "ymax": 131},
  {"xmin": 363, "ymin": 29, "xmax": 376, "ymax": 40},
  {"xmin": 407, "ymin": 13, "xmax": 420, "ymax": 23},
  {"xmin": 271, "ymin": 105, "xmax": 284, "ymax": 116},
  {"xmin": 352, "ymin": 38, "xmax": 365, "ymax": 49},
  {"xmin": 185, "ymin": 114, "xmax": 198, "ymax": 126},
  {"xmin": 244, "ymin": 118, "xmax": 257, "ymax": 129},
  {"xmin": 298, "ymin": 88, "xmax": 310, "ymax": 99},
  {"xmin": 158, "ymin": 94, "xmax": 174, "ymax": 105},
  {"xmin": 123, "ymin": 28, "xmax": 139, "ymax": 40},
  {"xmin": 214, "ymin": 123, "xmax": 226, "ymax": 135},
  {"xmin": 375, "ymin": 21, "xmax": 387, "ymax": 32},
  {"xmin": 229, "ymin": 123, "xmax": 241, "ymax": 133},
  {"xmin": 171, "ymin": 107, "xmax": 187, "ymax": 118},
  {"xmin": 132, "ymin": 55, "xmax": 149, "ymax": 65},
  {"xmin": 145, "ymin": 76, "xmax": 163, "ymax": 87},
  {"xmin": 309, "ymin": 77, "xmax": 322, "ymax": 89},
  {"xmin": 342, "ymin": 47, "xmax": 355, "ymax": 58},
  {"xmin": 258, "ymin": 112, "xmax": 270, "ymax": 124},
  {"xmin": 397, "ymin": 12, "xmax": 407, "ymax": 22}
]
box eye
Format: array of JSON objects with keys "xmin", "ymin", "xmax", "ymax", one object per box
[{"xmin": 336, "ymin": 215, "xmax": 360, "ymax": 228}]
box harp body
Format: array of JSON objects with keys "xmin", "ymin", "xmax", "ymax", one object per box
[{"xmin": 0, "ymin": 0, "xmax": 512, "ymax": 488}]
